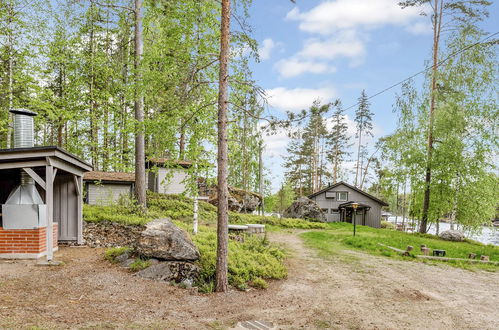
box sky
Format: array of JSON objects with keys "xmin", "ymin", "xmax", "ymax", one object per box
[{"xmin": 246, "ymin": 0, "xmax": 498, "ymax": 192}]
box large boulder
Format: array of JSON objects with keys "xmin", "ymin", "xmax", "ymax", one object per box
[
  {"xmin": 207, "ymin": 186, "xmax": 262, "ymax": 213},
  {"xmin": 439, "ymin": 230, "xmax": 465, "ymax": 242},
  {"xmin": 136, "ymin": 218, "xmax": 199, "ymax": 261},
  {"xmin": 283, "ymin": 197, "xmax": 326, "ymax": 222},
  {"xmin": 136, "ymin": 261, "xmax": 199, "ymax": 285}
]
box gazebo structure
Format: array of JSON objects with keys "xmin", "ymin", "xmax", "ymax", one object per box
[
  {"xmin": 338, "ymin": 201, "xmax": 371, "ymax": 225},
  {"xmin": 0, "ymin": 109, "xmax": 92, "ymax": 260}
]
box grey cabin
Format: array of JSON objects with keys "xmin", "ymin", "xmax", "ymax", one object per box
[{"xmin": 308, "ymin": 182, "xmax": 388, "ymax": 228}]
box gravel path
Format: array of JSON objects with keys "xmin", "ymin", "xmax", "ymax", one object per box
[{"xmin": 0, "ymin": 231, "xmax": 497, "ymax": 329}]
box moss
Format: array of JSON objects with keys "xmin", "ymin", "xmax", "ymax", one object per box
[
  {"xmin": 105, "ymin": 247, "xmax": 131, "ymax": 263},
  {"xmin": 129, "ymin": 258, "xmax": 152, "ymax": 272}
]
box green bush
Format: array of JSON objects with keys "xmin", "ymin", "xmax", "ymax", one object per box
[
  {"xmin": 250, "ymin": 277, "xmax": 269, "ymax": 289},
  {"xmin": 381, "ymin": 221, "xmax": 395, "ymax": 229},
  {"xmin": 173, "ymin": 221, "xmax": 287, "ymax": 292},
  {"xmin": 105, "ymin": 247, "xmax": 130, "ymax": 263}
]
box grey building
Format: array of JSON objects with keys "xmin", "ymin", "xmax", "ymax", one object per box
[
  {"xmin": 147, "ymin": 159, "xmax": 192, "ymax": 195},
  {"xmin": 83, "ymin": 171, "xmax": 135, "ymax": 205},
  {"xmin": 309, "ymin": 182, "xmax": 388, "ymax": 228}
]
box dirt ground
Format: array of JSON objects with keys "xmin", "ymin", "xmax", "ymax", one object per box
[{"xmin": 1, "ymin": 231, "xmax": 498, "ymax": 329}]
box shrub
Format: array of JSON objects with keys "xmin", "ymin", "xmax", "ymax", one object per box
[
  {"xmin": 105, "ymin": 247, "xmax": 130, "ymax": 263},
  {"xmin": 173, "ymin": 221, "xmax": 287, "ymax": 292},
  {"xmin": 381, "ymin": 221, "xmax": 395, "ymax": 229},
  {"xmin": 250, "ymin": 277, "xmax": 269, "ymax": 289}
]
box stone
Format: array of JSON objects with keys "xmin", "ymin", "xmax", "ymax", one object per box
[
  {"xmin": 283, "ymin": 197, "xmax": 326, "ymax": 222},
  {"xmin": 83, "ymin": 221, "xmax": 144, "ymax": 248},
  {"xmin": 421, "ymin": 247, "xmax": 430, "ymax": 256},
  {"xmin": 136, "ymin": 218, "xmax": 199, "ymax": 261},
  {"xmin": 468, "ymin": 253, "xmax": 477, "ymax": 259},
  {"xmin": 480, "ymin": 255, "xmax": 490, "ymax": 262},
  {"xmin": 136, "ymin": 261, "xmax": 199, "ymax": 284},
  {"xmin": 114, "ymin": 250, "xmax": 130, "ymax": 264},
  {"xmin": 120, "ymin": 258, "xmax": 136, "ymax": 268},
  {"xmin": 439, "ymin": 230, "xmax": 465, "ymax": 242},
  {"xmin": 206, "ymin": 186, "xmax": 262, "ymax": 213}
]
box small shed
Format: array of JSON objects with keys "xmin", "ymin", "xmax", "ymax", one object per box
[
  {"xmin": 0, "ymin": 109, "xmax": 92, "ymax": 260},
  {"xmin": 147, "ymin": 158, "xmax": 192, "ymax": 195},
  {"xmin": 308, "ymin": 181, "xmax": 388, "ymax": 228},
  {"xmin": 84, "ymin": 171, "xmax": 135, "ymax": 205}
]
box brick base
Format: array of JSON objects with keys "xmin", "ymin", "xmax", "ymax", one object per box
[{"xmin": 0, "ymin": 224, "xmax": 58, "ymax": 259}]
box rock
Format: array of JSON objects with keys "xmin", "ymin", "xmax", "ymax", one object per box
[
  {"xmin": 120, "ymin": 258, "xmax": 136, "ymax": 268},
  {"xmin": 439, "ymin": 230, "xmax": 465, "ymax": 242},
  {"xmin": 115, "ymin": 250, "xmax": 130, "ymax": 264},
  {"xmin": 206, "ymin": 186, "xmax": 262, "ymax": 213},
  {"xmin": 136, "ymin": 261, "xmax": 199, "ymax": 284},
  {"xmin": 84, "ymin": 221, "xmax": 144, "ymax": 248},
  {"xmin": 136, "ymin": 218, "xmax": 199, "ymax": 261},
  {"xmin": 283, "ymin": 197, "xmax": 326, "ymax": 222}
]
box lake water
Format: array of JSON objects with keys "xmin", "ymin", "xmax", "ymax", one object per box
[{"xmin": 387, "ymin": 216, "xmax": 499, "ymax": 246}]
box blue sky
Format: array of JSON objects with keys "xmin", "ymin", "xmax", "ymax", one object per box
[{"xmin": 246, "ymin": 0, "xmax": 498, "ymax": 192}]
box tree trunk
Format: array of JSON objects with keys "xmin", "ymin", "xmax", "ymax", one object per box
[
  {"xmin": 215, "ymin": 0, "xmax": 231, "ymax": 293},
  {"xmin": 6, "ymin": 2, "xmax": 14, "ymax": 148},
  {"xmin": 420, "ymin": 0, "xmax": 443, "ymax": 234},
  {"xmin": 355, "ymin": 129, "xmax": 362, "ymax": 187},
  {"xmin": 134, "ymin": 0, "xmax": 146, "ymax": 208}
]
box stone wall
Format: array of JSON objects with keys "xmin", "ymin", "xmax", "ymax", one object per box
[{"xmin": 83, "ymin": 221, "xmax": 144, "ymax": 248}]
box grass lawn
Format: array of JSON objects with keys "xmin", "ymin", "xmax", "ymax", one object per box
[{"xmin": 301, "ymin": 222, "xmax": 499, "ymax": 271}]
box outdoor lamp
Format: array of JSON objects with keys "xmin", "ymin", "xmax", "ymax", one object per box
[{"xmin": 352, "ymin": 202, "xmax": 359, "ymax": 236}]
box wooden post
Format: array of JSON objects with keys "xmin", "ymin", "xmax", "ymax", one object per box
[
  {"xmin": 46, "ymin": 165, "xmax": 54, "ymax": 261},
  {"xmin": 74, "ymin": 175, "xmax": 83, "ymax": 244},
  {"xmin": 193, "ymin": 197, "xmax": 198, "ymax": 235}
]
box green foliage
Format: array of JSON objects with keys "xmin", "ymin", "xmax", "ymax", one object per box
[
  {"xmin": 83, "ymin": 204, "xmax": 156, "ymax": 226},
  {"xmin": 129, "ymin": 258, "xmax": 152, "ymax": 272},
  {"xmin": 250, "ymin": 277, "xmax": 268, "ymax": 289},
  {"xmin": 173, "ymin": 222, "xmax": 287, "ymax": 292},
  {"xmin": 105, "ymin": 247, "xmax": 130, "ymax": 263},
  {"xmin": 380, "ymin": 221, "xmax": 395, "ymax": 229},
  {"xmin": 302, "ymin": 223, "xmax": 499, "ymax": 271}
]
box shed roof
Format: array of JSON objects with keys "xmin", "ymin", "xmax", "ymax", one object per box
[
  {"xmin": 308, "ymin": 181, "xmax": 389, "ymax": 207},
  {"xmin": 146, "ymin": 158, "xmax": 192, "ymax": 168},
  {"xmin": 0, "ymin": 146, "xmax": 92, "ymax": 173},
  {"xmin": 83, "ymin": 171, "xmax": 135, "ymax": 183}
]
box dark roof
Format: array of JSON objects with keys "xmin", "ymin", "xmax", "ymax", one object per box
[
  {"xmin": 0, "ymin": 146, "xmax": 92, "ymax": 171},
  {"xmin": 308, "ymin": 181, "xmax": 389, "ymax": 206},
  {"xmin": 146, "ymin": 158, "xmax": 192, "ymax": 168},
  {"xmin": 339, "ymin": 201, "xmax": 372, "ymax": 209},
  {"xmin": 83, "ymin": 171, "xmax": 135, "ymax": 183}
]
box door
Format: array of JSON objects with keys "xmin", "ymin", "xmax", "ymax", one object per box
[{"xmin": 53, "ymin": 174, "xmax": 78, "ymax": 241}]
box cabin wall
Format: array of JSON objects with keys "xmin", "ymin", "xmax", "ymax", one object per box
[
  {"xmin": 86, "ymin": 182, "xmax": 133, "ymax": 206},
  {"xmin": 310, "ymin": 184, "xmax": 382, "ymax": 228},
  {"xmin": 154, "ymin": 168, "xmax": 189, "ymax": 195}
]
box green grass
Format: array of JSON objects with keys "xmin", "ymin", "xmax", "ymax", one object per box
[
  {"xmin": 301, "ymin": 222, "xmax": 499, "ymax": 271},
  {"xmin": 84, "ymin": 192, "xmax": 325, "ymax": 230},
  {"xmin": 129, "ymin": 258, "xmax": 152, "ymax": 272}
]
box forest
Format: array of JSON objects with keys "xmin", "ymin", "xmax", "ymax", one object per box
[{"xmin": 1, "ymin": 0, "xmax": 498, "ymax": 234}]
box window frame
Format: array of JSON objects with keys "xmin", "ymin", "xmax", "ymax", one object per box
[{"xmin": 336, "ymin": 191, "xmax": 348, "ymax": 202}]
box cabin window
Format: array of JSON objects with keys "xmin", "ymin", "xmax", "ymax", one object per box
[
  {"xmin": 321, "ymin": 208, "xmax": 329, "ymax": 214},
  {"xmin": 336, "ymin": 191, "xmax": 348, "ymax": 201},
  {"xmin": 325, "ymin": 191, "xmax": 335, "ymax": 199}
]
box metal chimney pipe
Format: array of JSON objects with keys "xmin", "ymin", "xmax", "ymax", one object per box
[{"xmin": 10, "ymin": 108, "xmax": 37, "ymax": 148}]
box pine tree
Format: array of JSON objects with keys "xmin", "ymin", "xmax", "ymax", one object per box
[
  {"xmin": 326, "ymin": 100, "xmax": 351, "ymax": 184},
  {"xmin": 354, "ymin": 90, "xmax": 374, "ymax": 187}
]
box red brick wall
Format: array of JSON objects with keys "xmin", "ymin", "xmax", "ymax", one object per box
[{"xmin": 0, "ymin": 223, "xmax": 58, "ymax": 255}]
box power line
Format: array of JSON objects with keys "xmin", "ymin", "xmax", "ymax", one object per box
[{"xmin": 343, "ymin": 31, "xmax": 499, "ymax": 112}]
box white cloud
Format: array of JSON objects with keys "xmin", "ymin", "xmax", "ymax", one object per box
[
  {"xmin": 406, "ymin": 21, "xmax": 432, "ymax": 35},
  {"xmin": 258, "ymin": 38, "xmax": 276, "ymax": 60},
  {"xmin": 274, "ymin": 58, "xmax": 336, "ymax": 78},
  {"xmin": 265, "ymin": 87, "xmax": 336, "ymax": 112},
  {"xmin": 298, "ymin": 31, "xmax": 366, "ymax": 60},
  {"xmin": 286, "ymin": 0, "xmax": 423, "ymax": 35}
]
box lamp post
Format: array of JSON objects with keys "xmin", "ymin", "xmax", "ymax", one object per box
[{"xmin": 352, "ymin": 202, "xmax": 359, "ymax": 236}]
